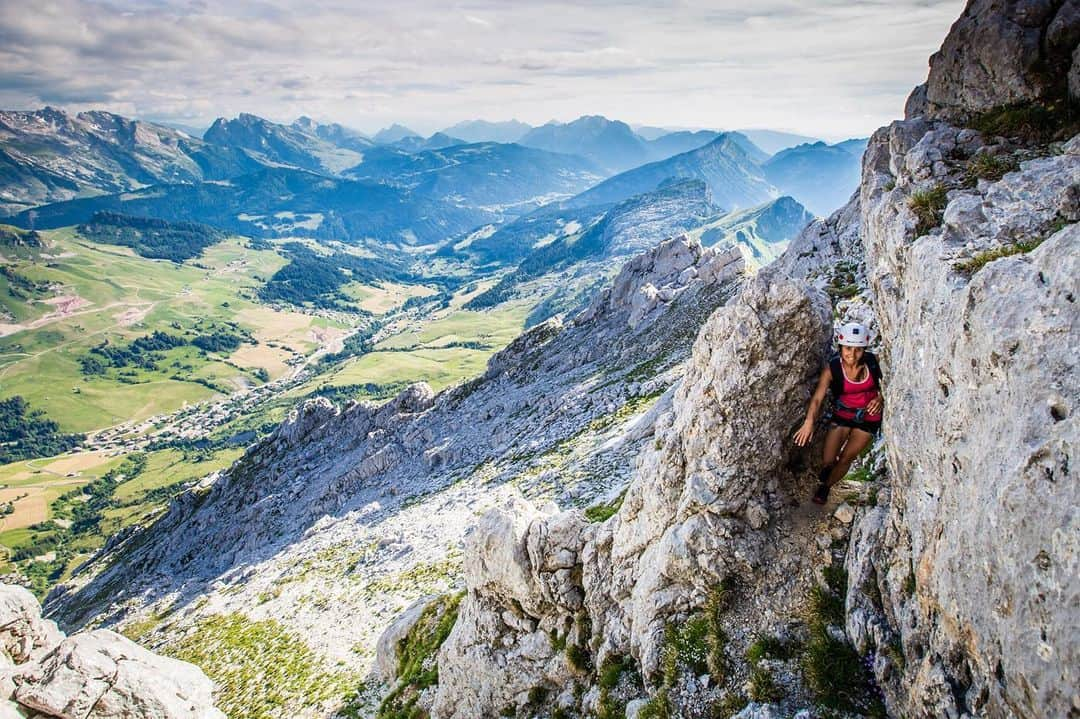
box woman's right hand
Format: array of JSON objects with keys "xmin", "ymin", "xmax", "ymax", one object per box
[{"xmin": 793, "ymin": 420, "xmax": 814, "ymax": 447}]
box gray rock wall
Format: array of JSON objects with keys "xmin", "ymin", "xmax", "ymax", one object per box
[
  {"xmin": 913, "ymin": 0, "xmax": 1080, "ymax": 121},
  {"xmin": 847, "ymin": 116, "xmax": 1079, "ymax": 717},
  {"xmin": 428, "ymin": 275, "xmax": 833, "ymax": 717},
  {"xmin": 0, "ymin": 585, "xmax": 223, "ymax": 719}
]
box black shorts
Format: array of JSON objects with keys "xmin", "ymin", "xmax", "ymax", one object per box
[{"xmin": 830, "ymin": 414, "xmax": 881, "ymax": 435}]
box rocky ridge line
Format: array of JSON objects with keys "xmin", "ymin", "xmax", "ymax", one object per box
[
  {"xmin": 376, "ymin": 1, "xmax": 1080, "ymax": 717},
  {"xmin": 44, "ymin": 234, "xmax": 747, "ymax": 712}
]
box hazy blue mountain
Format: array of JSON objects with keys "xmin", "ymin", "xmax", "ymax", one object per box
[
  {"xmin": 347, "ymin": 142, "xmax": 602, "ymax": 212},
  {"xmin": 373, "ymin": 123, "xmax": 421, "ymax": 145},
  {"xmin": 645, "ymin": 129, "xmax": 770, "ymax": 164},
  {"xmin": 735, "ymin": 128, "xmax": 823, "ymax": 155},
  {"xmin": 467, "ymin": 179, "xmax": 721, "ymax": 308},
  {"xmin": 9, "ymin": 166, "xmax": 494, "ymax": 247},
  {"xmin": 517, "ymin": 116, "xmax": 652, "ymax": 174},
  {"xmin": 442, "ymin": 119, "xmax": 533, "ymax": 143},
  {"xmin": 632, "ymin": 124, "xmax": 681, "ymax": 141},
  {"xmin": 692, "ymin": 195, "xmax": 814, "ymax": 266},
  {"xmin": 834, "ymin": 137, "xmax": 869, "ymax": 158},
  {"xmin": 762, "ymin": 141, "xmax": 862, "ymax": 216},
  {"xmin": 452, "ymin": 203, "xmax": 612, "ymax": 265},
  {"xmin": 390, "ymin": 132, "xmax": 466, "ymax": 152},
  {"xmin": 292, "ymin": 117, "xmax": 375, "ymax": 153},
  {"xmin": 645, "ymin": 130, "xmax": 720, "ymax": 159},
  {"xmin": 203, "ymin": 113, "xmax": 365, "ymax": 175},
  {"xmin": 561, "ymin": 133, "xmax": 777, "ymax": 212},
  {"xmin": 0, "ymin": 107, "xmax": 264, "ymax": 214}
]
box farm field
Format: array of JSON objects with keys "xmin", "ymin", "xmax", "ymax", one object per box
[
  {"xmin": 0, "ymin": 228, "xmax": 351, "ymax": 433},
  {"xmin": 298, "ymin": 300, "xmax": 534, "ymax": 397},
  {"xmin": 0, "ymin": 445, "xmax": 242, "ymax": 594}
]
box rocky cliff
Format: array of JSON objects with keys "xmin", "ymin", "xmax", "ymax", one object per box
[
  {"xmin": 0, "ymin": 584, "xmax": 222, "ymax": 719},
  {"xmin": 0, "ymin": 108, "xmax": 262, "ymax": 214},
  {"xmin": 844, "ymin": 83, "xmax": 1078, "ymax": 719},
  {"xmin": 375, "ymin": 2, "xmax": 1078, "ymax": 718}
]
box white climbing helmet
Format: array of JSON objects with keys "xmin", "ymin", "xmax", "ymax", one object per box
[{"xmin": 836, "ymin": 322, "xmax": 869, "ymax": 347}]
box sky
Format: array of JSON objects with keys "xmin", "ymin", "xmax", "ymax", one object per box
[{"xmin": 0, "ymin": 0, "xmax": 964, "ymax": 140}]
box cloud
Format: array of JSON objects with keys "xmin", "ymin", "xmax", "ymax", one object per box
[{"xmin": 0, "ymin": 0, "xmax": 964, "ymax": 138}]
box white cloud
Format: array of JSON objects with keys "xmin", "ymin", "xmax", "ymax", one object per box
[{"xmin": 0, "ymin": 0, "xmax": 964, "ymax": 138}]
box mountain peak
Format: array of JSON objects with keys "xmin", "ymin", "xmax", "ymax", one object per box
[{"xmin": 373, "ymin": 123, "xmax": 421, "ymax": 144}]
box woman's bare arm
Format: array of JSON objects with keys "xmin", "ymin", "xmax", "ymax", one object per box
[{"xmin": 793, "ymin": 367, "xmax": 831, "ymax": 446}]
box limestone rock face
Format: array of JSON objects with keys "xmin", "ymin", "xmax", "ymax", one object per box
[
  {"xmin": 13, "ymin": 631, "xmax": 223, "ymax": 719},
  {"xmin": 577, "ymin": 233, "xmax": 743, "ymax": 329},
  {"xmin": 0, "ymin": 587, "xmax": 62, "ymax": 667},
  {"xmin": 373, "ymin": 595, "xmax": 440, "ymax": 682},
  {"xmin": 431, "ymin": 275, "xmax": 832, "ymax": 717},
  {"xmin": 0, "ymin": 585, "xmax": 222, "ymax": 719},
  {"xmin": 584, "ymin": 276, "xmax": 832, "ymax": 676},
  {"xmin": 916, "ymin": 0, "xmax": 1080, "ymax": 120},
  {"xmin": 847, "ymin": 113, "xmax": 1079, "ymax": 717}
]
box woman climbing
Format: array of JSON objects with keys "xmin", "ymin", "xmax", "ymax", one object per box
[{"xmin": 793, "ymin": 322, "xmax": 883, "ymax": 505}]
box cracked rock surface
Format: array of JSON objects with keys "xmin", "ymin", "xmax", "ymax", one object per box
[{"xmin": 0, "ymin": 585, "xmax": 222, "ymax": 719}]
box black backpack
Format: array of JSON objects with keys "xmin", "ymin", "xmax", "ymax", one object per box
[{"xmin": 828, "ymin": 351, "xmax": 882, "ymax": 399}]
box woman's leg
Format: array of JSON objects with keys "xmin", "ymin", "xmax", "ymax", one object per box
[
  {"xmin": 826, "ymin": 429, "xmax": 874, "ymax": 486},
  {"xmin": 821, "ymin": 425, "xmax": 850, "ymax": 470}
]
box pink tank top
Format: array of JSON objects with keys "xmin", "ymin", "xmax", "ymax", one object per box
[{"xmin": 836, "ymin": 366, "xmax": 881, "ymax": 422}]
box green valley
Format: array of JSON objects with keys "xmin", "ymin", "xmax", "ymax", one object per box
[{"xmin": 0, "ymin": 221, "xmax": 541, "ymax": 597}]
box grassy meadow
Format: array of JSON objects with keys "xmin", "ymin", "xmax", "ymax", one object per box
[{"xmin": 0, "ymin": 228, "xmax": 350, "ymax": 432}]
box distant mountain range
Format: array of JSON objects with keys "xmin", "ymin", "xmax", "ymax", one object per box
[
  {"xmin": 561, "ymin": 132, "xmax": 777, "ymax": 212},
  {"xmin": 345, "ymin": 142, "xmax": 602, "ymax": 212},
  {"xmin": 0, "ymin": 107, "xmax": 263, "ymax": 214},
  {"xmin": 762, "ymin": 140, "xmax": 865, "ymax": 215},
  {"xmin": 691, "ymin": 195, "xmax": 815, "ymax": 266},
  {"xmin": 442, "ymin": 119, "xmax": 532, "ymax": 144},
  {"xmin": 203, "ymin": 113, "xmax": 365, "ymax": 175},
  {"xmin": 465, "ymin": 178, "xmax": 722, "ymax": 309},
  {"xmin": 0, "ymin": 107, "xmax": 866, "ymax": 247},
  {"xmin": 8, "ymin": 166, "xmax": 493, "ymax": 247},
  {"xmin": 293, "ymin": 116, "xmax": 375, "ymax": 153},
  {"xmin": 372, "ymin": 123, "xmax": 420, "ymax": 145},
  {"xmin": 516, "ymin": 116, "xmax": 654, "ymax": 174},
  {"xmin": 734, "ymin": 129, "xmax": 825, "ymax": 156}
]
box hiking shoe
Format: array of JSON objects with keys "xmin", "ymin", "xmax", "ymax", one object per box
[{"xmin": 812, "ymin": 482, "xmax": 830, "ymax": 505}]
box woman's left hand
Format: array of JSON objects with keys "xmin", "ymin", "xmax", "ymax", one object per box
[{"xmin": 867, "ymin": 395, "xmax": 883, "ymax": 415}]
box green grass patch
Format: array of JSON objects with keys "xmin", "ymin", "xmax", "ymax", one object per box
[
  {"xmin": 964, "ymin": 153, "xmax": 1019, "ymax": 184},
  {"xmin": 748, "ymin": 666, "xmax": 784, "ymax": 703},
  {"xmin": 953, "ymin": 237, "xmax": 1046, "ymax": 275},
  {"xmin": 377, "ymin": 591, "xmax": 464, "ymax": 719},
  {"xmin": 908, "ymin": 185, "xmax": 948, "ymax": 237},
  {"xmin": 971, "ymin": 100, "xmax": 1080, "ymax": 145},
  {"xmin": 0, "ymin": 229, "xmax": 334, "ymax": 433},
  {"xmin": 641, "ymin": 580, "xmax": 736, "ymax": 716},
  {"xmin": 800, "ymin": 566, "xmax": 885, "ymax": 717},
  {"xmin": 825, "ymin": 260, "xmax": 859, "ymax": 302},
  {"xmin": 746, "ymin": 634, "xmax": 795, "ymax": 666},
  {"xmin": 0, "ymin": 445, "xmax": 238, "ymax": 598},
  {"xmin": 584, "ymin": 489, "xmax": 626, "ymax": 523},
  {"xmin": 596, "ymin": 653, "xmax": 641, "ymax": 719},
  {"xmin": 168, "ymin": 612, "xmax": 357, "ymax": 719}
]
